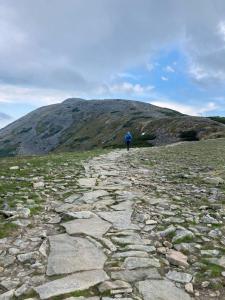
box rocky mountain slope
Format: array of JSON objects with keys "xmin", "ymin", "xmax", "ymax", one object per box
[
  {"xmin": 0, "ymin": 139, "xmax": 224, "ymax": 299},
  {"xmin": 0, "ymin": 98, "xmax": 225, "ymax": 157}
]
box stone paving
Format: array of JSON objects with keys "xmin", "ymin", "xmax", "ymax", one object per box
[
  {"xmin": 0, "ymin": 142, "xmax": 225, "ymax": 299},
  {"xmin": 32, "ymin": 149, "xmax": 193, "ymax": 300}
]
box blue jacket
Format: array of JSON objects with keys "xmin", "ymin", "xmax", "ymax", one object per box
[{"xmin": 124, "ymin": 132, "xmax": 132, "ymax": 142}]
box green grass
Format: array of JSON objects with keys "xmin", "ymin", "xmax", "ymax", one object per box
[
  {"xmin": 0, "ymin": 222, "xmax": 18, "ymax": 238},
  {"xmin": 173, "ymin": 235, "xmax": 194, "ymax": 244},
  {"xmin": 199, "ymin": 261, "xmax": 224, "ymax": 277},
  {"xmin": 0, "ymin": 148, "xmax": 108, "ymax": 238}
]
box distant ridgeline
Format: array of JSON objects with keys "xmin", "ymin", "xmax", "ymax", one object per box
[
  {"xmin": 0, "ymin": 98, "xmax": 225, "ymax": 157},
  {"xmin": 208, "ymin": 116, "xmax": 225, "ymax": 124}
]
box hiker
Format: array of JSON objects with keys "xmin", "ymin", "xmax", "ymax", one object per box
[{"xmin": 124, "ymin": 131, "xmax": 132, "ymax": 151}]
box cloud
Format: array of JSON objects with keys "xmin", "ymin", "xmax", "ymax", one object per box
[
  {"xmin": 110, "ymin": 82, "xmax": 154, "ymax": 94},
  {"xmin": 161, "ymin": 76, "xmax": 168, "ymax": 81},
  {"xmin": 0, "ymin": 84, "xmax": 73, "ymax": 106},
  {"xmin": 151, "ymin": 100, "xmax": 219, "ymax": 116},
  {"xmin": 165, "ymin": 65, "xmax": 175, "ymax": 73},
  {"xmin": 0, "ymin": 112, "xmax": 13, "ymax": 129},
  {"xmin": 218, "ymin": 21, "xmax": 225, "ymax": 42},
  {"xmin": 116, "ymin": 72, "xmax": 139, "ymax": 80},
  {"xmin": 0, "ymin": 0, "xmax": 225, "ymax": 110},
  {"xmin": 0, "ymin": 1, "xmax": 225, "ymax": 90},
  {"xmin": 146, "ymin": 63, "xmax": 155, "ymax": 72}
]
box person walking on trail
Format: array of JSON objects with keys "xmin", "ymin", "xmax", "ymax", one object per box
[{"xmin": 124, "ymin": 131, "xmax": 132, "ymax": 151}]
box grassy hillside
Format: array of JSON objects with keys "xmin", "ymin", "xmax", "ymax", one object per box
[
  {"xmin": 0, "ymin": 149, "xmax": 106, "ymax": 237},
  {"xmin": 0, "ymin": 98, "xmax": 225, "ymax": 157}
]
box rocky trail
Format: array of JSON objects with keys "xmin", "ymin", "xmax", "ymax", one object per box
[{"xmin": 0, "ymin": 139, "xmax": 225, "ymax": 299}]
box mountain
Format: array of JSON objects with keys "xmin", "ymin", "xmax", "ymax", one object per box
[{"xmin": 0, "ymin": 98, "xmax": 225, "ymax": 157}]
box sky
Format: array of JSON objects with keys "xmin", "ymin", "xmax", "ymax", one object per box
[{"xmin": 1, "ymin": 0, "xmax": 225, "ymax": 128}]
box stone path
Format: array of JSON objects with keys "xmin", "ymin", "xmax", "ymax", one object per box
[
  {"xmin": 1, "ymin": 143, "xmax": 225, "ymax": 299},
  {"xmin": 32, "ymin": 149, "xmax": 193, "ymax": 300}
]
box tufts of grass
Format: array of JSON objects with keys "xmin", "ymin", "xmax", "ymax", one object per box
[
  {"xmin": 0, "ymin": 222, "xmax": 18, "ymax": 238},
  {"xmin": 173, "ymin": 235, "xmax": 194, "ymax": 244}
]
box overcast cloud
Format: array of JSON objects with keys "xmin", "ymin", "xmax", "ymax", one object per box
[{"xmin": 0, "ymin": 0, "xmax": 225, "ymax": 122}]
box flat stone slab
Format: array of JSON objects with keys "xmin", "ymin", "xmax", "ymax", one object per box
[
  {"xmin": 78, "ymin": 178, "xmax": 97, "ymax": 188},
  {"xmin": 113, "ymin": 251, "xmax": 148, "ymax": 258},
  {"xmin": 111, "ymin": 201, "xmax": 133, "ymax": 211},
  {"xmin": 62, "ymin": 216, "xmax": 111, "ymax": 239},
  {"xmin": 98, "ymin": 211, "xmax": 138, "ymax": 230},
  {"xmin": 111, "ymin": 268, "xmax": 161, "ymax": 282},
  {"xmin": 81, "ymin": 190, "xmax": 109, "ymax": 203},
  {"xmin": 35, "ymin": 269, "xmax": 109, "ymax": 299},
  {"xmin": 166, "ymin": 270, "xmax": 192, "ymax": 283},
  {"xmin": 124, "ymin": 244, "xmax": 156, "ymax": 253},
  {"xmin": 111, "ymin": 233, "xmax": 143, "ymax": 245},
  {"xmin": 0, "ymin": 289, "xmax": 15, "ymax": 300},
  {"xmin": 122, "ymin": 257, "xmax": 160, "ymax": 269},
  {"xmin": 55, "ymin": 203, "xmax": 76, "ymax": 213},
  {"xmin": 47, "ymin": 234, "xmax": 107, "ymax": 276},
  {"xmin": 136, "ymin": 279, "xmax": 192, "ymax": 300}
]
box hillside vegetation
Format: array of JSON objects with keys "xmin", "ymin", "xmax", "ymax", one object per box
[{"xmin": 0, "ymin": 98, "xmax": 225, "ymax": 157}]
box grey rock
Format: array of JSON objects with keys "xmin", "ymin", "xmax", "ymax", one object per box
[
  {"xmin": 17, "ymin": 207, "xmax": 30, "ymax": 218},
  {"xmin": 17, "ymin": 251, "xmax": 38, "ymax": 263},
  {"xmin": 208, "ymin": 229, "xmax": 222, "ymax": 238},
  {"xmin": 62, "ymin": 216, "xmax": 111, "ymax": 239},
  {"xmin": 0, "ymin": 279, "xmax": 20, "ymax": 290},
  {"xmin": 185, "ymin": 283, "xmax": 194, "ymax": 294},
  {"xmin": 111, "ymin": 233, "xmax": 143, "ymax": 245},
  {"xmin": 100, "ymin": 238, "xmax": 117, "ymax": 251},
  {"xmin": 159, "ymin": 225, "xmax": 176, "ymax": 237},
  {"xmin": 111, "ymin": 268, "xmax": 161, "ymax": 282},
  {"xmin": 47, "ymin": 234, "xmax": 107, "ymax": 276},
  {"xmin": 98, "ymin": 211, "xmax": 138, "ymax": 230},
  {"xmin": 81, "ymin": 190, "xmax": 109, "ymax": 203},
  {"xmin": 137, "ymin": 279, "xmax": 192, "ymax": 300},
  {"xmin": 64, "ymin": 194, "xmax": 81, "ymax": 203},
  {"xmin": 204, "ymin": 176, "xmax": 224, "ymax": 186},
  {"xmin": 39, "ymin": 239, "xmax": 48, "ymax": 257},
  {"xmin": 205, "ymin": 256, "xmax": 225, "ymax": 268},
  {"xmin": 202, "ymin": 214, "xmax": 219, "ymax": 224},
  {"xmin": 46, "ymin": 215, "xmax": 61, "ymax": 224},
  {"xmin": 78, "ymin": 178, "xmax": 96, "ymax": 188},
  {"xmin": 174, "ymin": 243, "xmax": 196, "ymax": 253},
  {"xmin": 122, "ymin": 257, "xmax": 160, "ymax": 269},
  {"xmin": 64, "ymin": 211, "xmax": 95, "ymax": 219},
  {"xmin": 33, "ymin": 182, "xmax": 45, "ymax": 189},
  {"xmin": 0, "ymin": 255, "xmax": 16, "ymax": 267},
  {"xmin": 14, "ymin": 283, "xmax": 30, "ymax": 297},
  {"xmin": 172, "ymin": 229, "xmax": 194, "ymax": 243},
  {"xmin": 166, "ymin": 270, "xmax": 192, "ymax": 283},
  {"xmin": 0, "ymin": 289, "xmax": 15, "ymax": 300},
  {"xmin": 124, "ymin": 244, "xmax": 156, "ymax": 253},
  {"xmin": 164, "ymin": 217, "xmax": 185, "ymax": 224},
  {"xmin": 111, "ymin": 201, "xmax": 133, "ymax": 211},
  {"xmin": 9, "ymin": 166, "xmax": 19, "ymax": 170},
  {"xmin": 113, "ymin": 251, "xmax": 148, "ymax": 258},
  {"xmin": 35, "ymin": 269, "xmax": 108, "ymax": 299},
  {"xmin": 200, "ymin": 249, "xmax": 220, "ymax": 257},
  {"xmin": 12, "ymin": 219, "xmax": 31, "ymax": 227},
  {"xmin": 98, "ymin": 280, "xmax": 131, "ymax": 292}
]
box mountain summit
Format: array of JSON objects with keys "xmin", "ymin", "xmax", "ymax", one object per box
[{"xmin": 0, "ymin": 98, "xmax": 224, "ymax": 157}]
